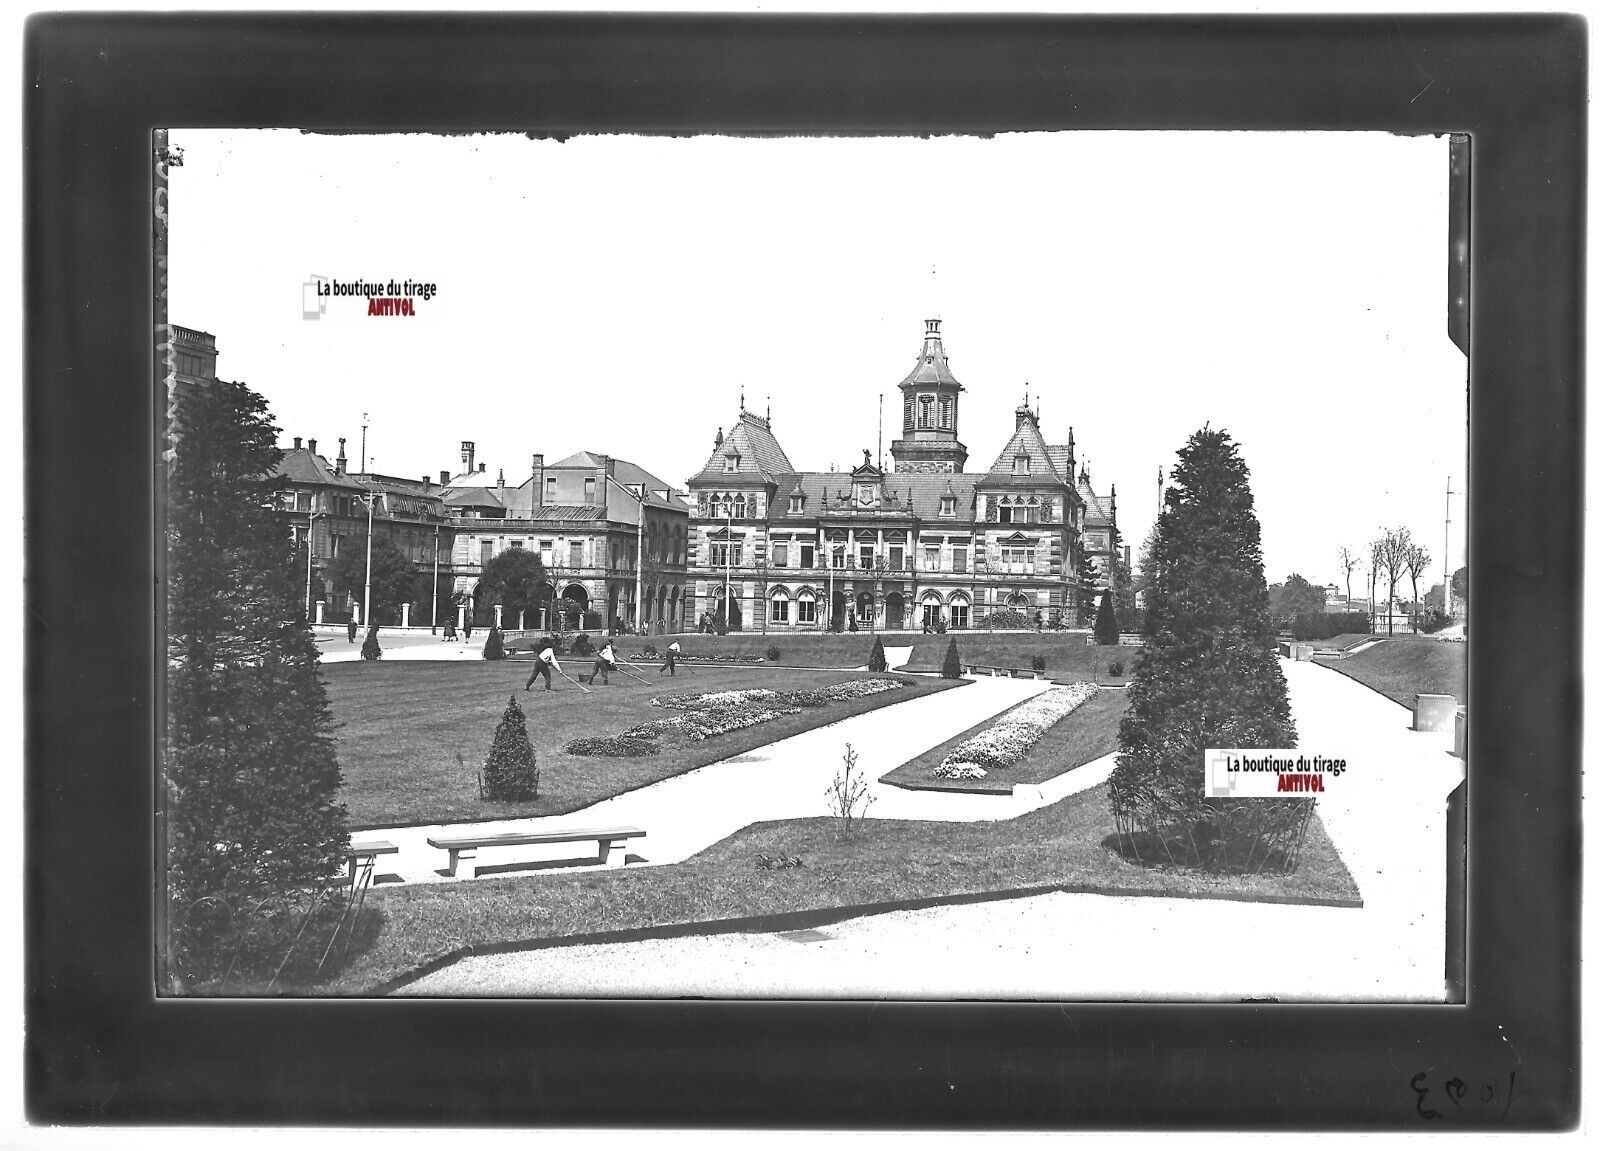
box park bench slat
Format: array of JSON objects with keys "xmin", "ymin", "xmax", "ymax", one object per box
[{"xmin": 427, "ymin": 826, "xmax": 647, "ymax": 851}]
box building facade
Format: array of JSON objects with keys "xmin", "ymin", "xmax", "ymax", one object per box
[
  {"xmin": 684, "ymin": 320, "xmax": 1121, "ymax": 632},
  {"xmin": 441, "ymin": 443, "xmax": 691, "ymax": 632}
]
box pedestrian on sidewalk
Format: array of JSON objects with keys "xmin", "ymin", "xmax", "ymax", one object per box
[
  {"xmin": 525, "ymin": 642, "xmax": 561, "ymax": 691},
  {"xmin": 443, "ymin": 616, "xmax": 456, "ymax": 642},
  {"xmin": 463, "ymin": 617, "xmax": 473, "ymax": 643},
  {"xmin": 347, "ymin": 616, "xmax": 358, "ymax": 644},
  {"xmin": 659, "ymin": 639, "xmax": 681, "ymax": 676}
]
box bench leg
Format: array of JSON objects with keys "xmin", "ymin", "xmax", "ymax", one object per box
[
  {"xmin": 444, "ymin": 848, "xmax": 478, "ymax": 878},
  {"xmin": 600, "ymin": 838, "xmax": 630, "ymax": 868}
]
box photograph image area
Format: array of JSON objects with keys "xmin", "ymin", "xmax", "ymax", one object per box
[{"xmin": 158, "ymin": 129, "xmax": 1467, "ymax": 1000}]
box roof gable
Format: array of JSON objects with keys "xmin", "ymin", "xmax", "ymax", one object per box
[
  {"xmin": 688, "ymin": 411, "xmax": 796, "ymax": 484},
  {"xmin": 981, "ymin": 414, "xmax": 1064, "ymax": 483}
]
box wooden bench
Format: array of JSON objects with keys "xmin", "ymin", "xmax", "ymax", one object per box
[
  {"xmin": 340, "ymin": 839, "xmax": 399, "ymax": 886},
  {"xmin": 962, "ymin": 663, "xmax": 1044, "ymax": 680},
  {"xmin": 427, "ymin": 825, "xmax": 648, "ymax": 879}
]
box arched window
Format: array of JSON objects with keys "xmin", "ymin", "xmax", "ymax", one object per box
[
  {"xmin": 733, "ymin": 496, "xmax": 747, "ymax": 519},
  {"xmin": 769, "ymin": 587, "xmax": 791, "ymax": 625},
  {"xmin": 947, "ymin": 591, "xmax": 971, "ymax": 630},
  {"xmin": 796, "ymin": 589, "xmax": 817, "ymax": 625}
]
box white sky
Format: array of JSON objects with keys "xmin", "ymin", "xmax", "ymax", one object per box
[{"xmin": 168, "ymin": 128, "xmax": 1466, "ymax": 588}]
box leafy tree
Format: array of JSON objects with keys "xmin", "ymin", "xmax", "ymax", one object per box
[
  {"xmin": 1109, "ymin": 428, "xmax": 1299, "ymax": 871},
  {"xmin": 360, "ymin": 625, "xmax": 382, "ymax": 660},
  {"xmin": 481, "ymin": 695, "xmax": 539, "ymax": 801},
  {"xmin": 1094, "ymin": 588, "xmax": 1120, "ymax": 645},
  {"xmin": 482, "ymin": 626, "xmax": 506, "ymax": 661},
  {"xmin": 1075, "ymin": 550, "xmax": 1099, "ymax": 625},
  {"xmin": 1451, "ymin": 566, "xmax": 1467, "ymax": 607},
  {"xmin": 867, "ymin": 636, "xmax": 887, "ymax": 672},
  {"xmin": 1373, "ymin": 527, "xmax": 1411, "ymax": 636},
  {"xmin": 1112, "ymin": 545, "xmax": 1136, "ymax": 620},
  {"xmin": 327, "ymin": 532, "xmax": 418, "ymax": 626},
  {"xmin": 476, "ymin": 548, "xmax": 548, "ymax": 626},
  {"xmin": 941, "ymin": 638, "xmax": 963, "ymax": 679},
  {"xmin": 1268, "ymin": 573, "xmax": 1324, "ymax": 620},
  {"xmin": 164, "ymin": 374, "xmax": 349, "ymax": 983},
  {"xmin": 1133, "ymin": 524, "xmax": 1160, "ymax": 598}
]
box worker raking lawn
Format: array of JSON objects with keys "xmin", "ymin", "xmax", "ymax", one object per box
[
  {"xmin": 523, "ymin": 640, "xmax": 587, "ymax": 693},
  {"xmin": 581, "ymin": 639, "xmax": 621, "ymax": 686}
]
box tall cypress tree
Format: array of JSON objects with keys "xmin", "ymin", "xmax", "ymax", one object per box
[
  {"xmin": 164, "ymin": 375, "xmax": 349, "ymax": 971},
  {"xmin": 1094, "ymin": 588, "xmax": 1120, "ymax": 645},
  {"xmin": 1110, "ymin": 428, "xmax": 1296, "ymax": 862}
]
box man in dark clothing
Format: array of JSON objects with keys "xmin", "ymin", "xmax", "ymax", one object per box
[
  {"xmin": 347, "ymin": 616, "xmax": 358, "ymax": 643},
  {"xmin": 463, "ymin": 618, "xmax": 473, "ymax": 642}
]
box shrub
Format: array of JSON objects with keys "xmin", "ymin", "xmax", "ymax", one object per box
[
  {"xmin": 847, "ymin": 615, "xmax": 858, "ymax": 632},
  {"xmin": 1094, "ymin": 588, "xmax": 1119, "ymax": 645},
  {"xmin": 481, "ymin": 695, "xmax": 539, "ymax": 800},
  {"xmin": 571, "ymin": 633, "xmax": 595, "ymax": 657},
  {"xmin": 481, "ymin": 626, "xmax": 506, "ymax": 661},
  {"xmin": 1108, "ymin": 660, "xmax": 1125, "ymax": 677},
  {"xmin": 642, "ymin": 644, "xmax": 659, "ymax": 658},
  {"xmin": 765, "ymin": 644, "xmax": 782, "ymax": 662},
  {"xmin": 1109, "ymin": 427, "xmax": 1301, "ymax": 874},
  {"xmin": 360, "ymin": 625, "xmax": 382, "ymax": 661},
  {"xmin": 824, "ymin": 743, "xmax": 875, "ymax": 836},
  {"xmin": 934, "ymin": 615, "xmax": 948, "ymax": 634},
  {"xmin": 868, "ymin": 637, "xmax": 887, "ymax": 672},
  {"xmin": 985, "ymin": 607, "xmax": 1031, "ymax": 630},
  {"xmin": 941, "ymin": 638, "xmax": 963, "ymax": 679},
  {"xmin": 1030, "ymin": 654, "xmax": 1047, "ymax": 672},
  {"xmin": 1415, "ymin": 608, "xmax": 1454, "ymax": 634},
  {"xmin": 1289, "ymin": 611, "xmax": 1372, "ymax": 641}
]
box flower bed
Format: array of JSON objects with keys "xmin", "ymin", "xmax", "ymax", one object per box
[
  {"xmin": 933, "ymin": 683, "xmax": 1098, "ymax": 779},
  {"xmin": 568, "ymin": 678, "xmax": 906, "ymax": 757}
]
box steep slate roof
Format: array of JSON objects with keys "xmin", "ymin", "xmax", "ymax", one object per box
[
  {"xmin": 551, "ymin": 453, "xmax": 689, "ymax": 512},
  {"xmin": 898, "ymin": 321, "xmax": 964, "ymax": 389},
  {"xmin": 979, "ymin": 410, "xmax": 1066, "ymax": 484},
  {"xmin": 271, "ymin": 446, "xmax": 369, "ymax": 491},
  {"xmin": 444, "ymin": 487, "xmax": 505, "ymax": 511},
  {"xmin": 687, "ymin": 411, "xmax": 796, "ymax": 484},
  {"xmin": 767, "ymin": 472, "xmax": 981, "ymax": 522},
  {"xmin": 1077, "ymin": 476, "xmax": 1114, "ymax": 527}
]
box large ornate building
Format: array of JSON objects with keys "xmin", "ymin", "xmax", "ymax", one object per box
[{"xmin": 684, "ymin": 320, "xmax": 1120, "ymax": 632}]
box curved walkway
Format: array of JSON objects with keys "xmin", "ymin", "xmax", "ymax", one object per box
[
  {"xmin": 401, "ymin": 658, "xmax": 1464, "ymax": 1000},
  {"xmin": 355, "ymin": 673, "xmax": 1067, "ymax": 886}
]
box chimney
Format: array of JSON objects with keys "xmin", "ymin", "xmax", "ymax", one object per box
[
  {"xmin": 308, "ymin": 437, "xmax": 318, "ymax": 456},
  {"xmin": 461, "ymin": 441, "xmax": 476, "ymax": 475},
  {"xmin": 440, "ymin": 470, "xmax": 451, "ymax": 485},
  {"xmin": 335, "ymin": 437, "xmax": 347, "ymax": 475},
  {"xmin": 479, "ymin": 462, "xmax": 486, "ymax": 473},
  {"xmin": 293, "ymin": 436, "xmax": 303, "ymax": 450},
  {"xmin": 530, "ymin": 453, "xmax": 545, "ymax": 508},
  {"xmin": 422, "ymin": 476, "xmax": 431, "ymax": 490}
]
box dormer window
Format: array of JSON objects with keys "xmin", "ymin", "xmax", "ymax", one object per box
[
  {"xmin": 789, "ymin": 494, "xmax": 803, "ymax": 513},
  {"xmin": 723, "ymin": 454, "xmax": 739, "ymax": 473},
  {"xmin": 1013, "ymin": 455, "xmax": 1031, "ymax": 475},
  {"xmin": 940, "ymin": 495, "xmax": 956, "ymax": 516}
]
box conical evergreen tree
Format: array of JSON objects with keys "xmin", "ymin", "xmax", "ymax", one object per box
[
  {"xmin": 482, "ymin": 626, "xmax": 506, "ymax": 661},
  {"xmin": 1094, "ymin": 588, "xmax": 1120, "ymax": 645},
  {"xmin": 867, "ymin": 636, "xmax": 887, "ymax": 672},
  {"xmin": 360, "ymin": 624, "xmax": 382, "ymax": 660},
  {"xmin": 1110, "ymin": 428, "xmax": 1297, "ymax": 863},
  {"xmin": 941, "ymin": 638, "xmax": 963, "ymax": 679},
  {"xmin": 165, "ymin": 374, "xmax": 350, "ymax": 970},
  {"xmin": 482, "ymin": 695, "xmax": 539, "ymax": 801}
]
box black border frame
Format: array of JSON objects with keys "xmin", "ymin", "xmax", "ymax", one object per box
[{"xmin": 24, "ymin": 14, "xmax": 1583, "ymax": 1129}]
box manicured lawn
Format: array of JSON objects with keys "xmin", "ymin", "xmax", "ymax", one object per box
[
  {"xmin": 1305, "ymin": 632, "xmax": 1379, "ymax": 652},
  {"xmin": 882, "ymin": 688, "xmax": 1129, "ymax": 794},
  {"xmin": 324, "ymin": 664, "xmax": 958, "ymax": 829},
  {"xmin": 901, "ymin": 635, "xmax": 1139, "ymax": 685},
  {"xmin": 1323, "ymin": 636, "xmax": 1466, "ymax": 707},
  {"xmin": 316, "ymin": 780, "xmax": 1360, "ymax": 995},
  {"xmin": 613, "ymin": 632, "xmax": 889, "ymax": 669}
]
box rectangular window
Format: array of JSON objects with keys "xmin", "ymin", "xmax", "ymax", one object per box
[
  {"xmin": 724, "ymin": 455, "xmax": 739, "ymax": 473},
  {"xmin": 570, "ymin": 541, "xmax": 584, "ymax": 567},
  {"xmin": 859, "ymin": 545, "xmax": 874, "ymax": 569},
  {"xmin": 950, "ymin": 603, "xmax": 970, "ymax": 629},
  {"xmin": 584, "ymin": 477, "xmax": 596, "ymax": 501},
  {"xmin": 952, "ymin": 547, "xmax": 968, "ymax": 574},
  {"xmin": 998, "ymin": 505, "xmax": 1013, "ymax": 524},
  {"xmin": 539, "ymin": 542, "xmax": 553, "ymax": 565},
  {"xmin": 789, "ymin": 495, "xmax": 802, "ymax": 513},
  {"xmin": 831, "ymin": 547, "xmax": 845, "ymax": 569},
  {"xmin": 940, "ymin": 496, "xmax": 955, "ymax": 516},
  {"xmin": 331, "ymin": 534, "xmax": 342, "ymax": 557},
  {"xmin": 510, "ymin": 540, "xmax": 524, "ymax": 549},
  {"xmin": 923, "ymin": 546, "xmax": 939, "ymax": 571},
  {"xmin": 770, "ymin": 598, "xmax": 789, "ymax": 624},
  {"xmin": 799, "ymin": 544, "xmax": 814, "ymax": 568},
  {"xmin": 773, "ymin": 543, "xmax": 789, "ymax": 567},
  {"xmin": 1013, "ymin": 455, "xmax": 1030, "ymax": 475},
  {"xmin": 545, "ymin": 477, "xmax": 557, "ymax": 500},
  {"xmin": 888, "ymin": 545, "xmax": 904, "ymax": 570},
  {"xmin": 797, "ymin": 597, "xmax": 816, "ymax": 624},
  {"xmin": 482, "ymin": 540, "xmax": 496, "ymax": 564}
]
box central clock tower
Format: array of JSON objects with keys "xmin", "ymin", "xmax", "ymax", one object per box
[{"xmin": 889, "ymin": 318, "xmax": 969, "ymax": 473}]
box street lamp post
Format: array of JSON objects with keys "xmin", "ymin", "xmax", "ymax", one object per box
[
  {"xmin": 431, "ymin": 522, "xmax": 441, "ymax": 633},
  {"xmin": 361, "ymin": 489, "xmax": 375, "ymax": 628},
  {"xmin": 304, "ymin": 502, "xmax": 325, "ymax": 620}
]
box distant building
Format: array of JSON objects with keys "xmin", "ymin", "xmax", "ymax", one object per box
[
  {"xmin": 683, "ymin": 320, "xmax": 1120, "ymax": 632},
  {"xmin": 440, "ymin": 443, "xmax": 691, "ymax": 632}
]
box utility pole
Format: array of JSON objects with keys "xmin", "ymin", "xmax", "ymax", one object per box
[
  {"xmin": 1443, "ymin": 475, "xmax": 1454, "ymax": 615},
  {"xmin": 304, "ymin": 502, "xmax": 324, "ymax": 621},
  {"xmin": 431, "ymin": 522, "xmax": 441, "ymax": 633},
  {"xmin": 360, "ymin": 412, "xmax": 368, "ymax": 475},
  {"xmin": 725, "ymin": 501, "xmax": 733, "ymax": 632},
  {"xmin": 361, "ymin": 471, "xmax": 376, "ymax": 628}
]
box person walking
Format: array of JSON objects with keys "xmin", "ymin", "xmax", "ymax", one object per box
[
  {"xmin": 347, "ymin": 615, "xmax": 358, "ymax": 644},
  {"xmin": 659, "ymin": 639, "xmax": 681, "ymax": 677},
  {"xmin": 524, "ymin": 641, "xmax": 561, "ymax": 692},
  {"xmin": 443, "ymin": 616, "xmax": 456, "ymax": 642},
  {"xmin": 588, "ymin": 639, "xmax": 618, "ymax": 686},
  {"xmin": 463, "ymin": 616, "xmax": 473, "ymax": 643}
]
